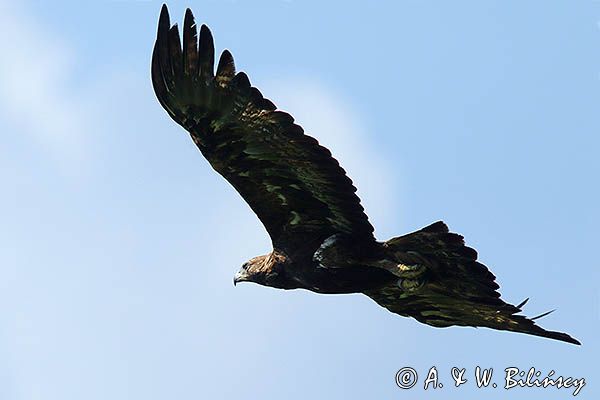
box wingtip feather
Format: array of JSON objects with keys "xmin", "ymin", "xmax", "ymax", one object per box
[
  {"xmin": 184, "ymin": 7, "xmax": 194, "ymax": 22},
  {"xmin": 183, "ymin": 8, "xmax": 199, "ymax": 76},
  {"xmin": 539, "ymin": 328, "xmax": 581, "ymax": 345},
  {"xmin": 160, "ymin": 4, "xmax": 169, "ymax": 17},
  {"xmin": 516, "ymin": 297, "xmax": 530, "ymax": 309},
  {"xmin": 159, "ymin": 4, "xmax": 170, "ymax": 31},
  {"xmin": 199, "ymin": 24, "xmax": 215, "ymax": 78},
  {"xmin": 531, "ymin": 309, "xmax": 555, "ymax": 320},
  {"xmin": 217, "ymin": 49, "xmax": 236, "ymax": 77}
]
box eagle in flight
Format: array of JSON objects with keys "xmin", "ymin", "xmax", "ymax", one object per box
[{"xmin": 151, "ymin": 5, "xmax": 579, "ymax": 345}]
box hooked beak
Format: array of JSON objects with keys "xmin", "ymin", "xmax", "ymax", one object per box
[{"xmin": 233, "ymin": 270, "xmax": 247, "ymax": 286}]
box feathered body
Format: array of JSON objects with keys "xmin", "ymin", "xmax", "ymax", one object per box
[{"xmin": 151, "ymin": 5, "xmax": 580, "ymax": 345}]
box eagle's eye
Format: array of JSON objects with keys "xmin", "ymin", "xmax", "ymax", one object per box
[{"xmin": 242, "ymin": 262, "xmax": 249, "ymax": 270}]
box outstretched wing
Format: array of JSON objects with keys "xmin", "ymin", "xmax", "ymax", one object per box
[
  {"xmin": 364, "ymin": 222, "xmax": 580, "ymax": 345},
  {"xmin": 151, "ymin": 5, "xmax": 375, "ymax": 254}
]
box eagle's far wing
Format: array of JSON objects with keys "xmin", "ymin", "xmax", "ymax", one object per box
[
  {"xmin": 366, "ymin": 285, "xmax": 581, "ymax": 344},
  {"xmin": 364, "ymin": 222, "xmax": 581, "ymax": 345},
  {"xmin": 151, "ymin": 6, "xmax": 375, "ymax": 253}
]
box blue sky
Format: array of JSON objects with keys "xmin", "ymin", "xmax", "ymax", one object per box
[{"xmin": 0, "ymin": 0, "xmax": 598, "ymax": 399}]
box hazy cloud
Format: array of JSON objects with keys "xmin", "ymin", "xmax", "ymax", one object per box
[{"xmin": 0, "ymin": 3, "xmax": 87, "ymax": 168}]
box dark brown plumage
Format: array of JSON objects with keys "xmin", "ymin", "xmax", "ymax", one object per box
[{"xmin": 151, "ymin": 5, "xmax": 580, "ymax": 345}]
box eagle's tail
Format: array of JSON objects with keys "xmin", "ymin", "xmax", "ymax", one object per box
[{"xmin": 381, "ymin": 221, "xmax": 581, "ymax": 345}]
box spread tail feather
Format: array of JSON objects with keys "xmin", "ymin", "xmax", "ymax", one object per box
[{"xmin": 368, "ymin": 221, "xmax": 581, "ymax": 345}]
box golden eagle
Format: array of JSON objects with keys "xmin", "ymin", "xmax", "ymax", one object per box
[{"xmin": 151, "ymin": 5, "xmax": 580, "ymax": 345}]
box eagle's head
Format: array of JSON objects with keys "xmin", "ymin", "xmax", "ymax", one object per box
[{"xmin": 233, "ymin": 251, "xmax": 297, "ymax": 289}]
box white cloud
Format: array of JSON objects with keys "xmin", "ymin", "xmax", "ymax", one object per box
[
  {"xmin": 261, "ymin": 77, "xmax": 403, "ymax": 239},
  {"xmin": 0, "ymin": 3, "xmax": 87, "ymax": 169}
]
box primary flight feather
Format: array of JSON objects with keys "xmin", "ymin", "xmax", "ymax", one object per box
[{"xmin": 151, "ymin": 5, "xmax": 580, "ymax": 345}]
